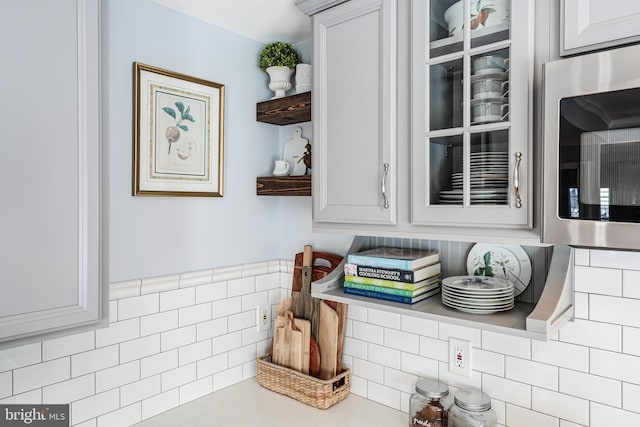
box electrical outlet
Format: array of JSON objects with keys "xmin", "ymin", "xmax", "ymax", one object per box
[
  {"xmin": 256, "ymin": 304, "xmax": 271, "ymax": 333},
  {"xmin": 449, "ymin": 337, "xmax": 472, "ymax": 377}
]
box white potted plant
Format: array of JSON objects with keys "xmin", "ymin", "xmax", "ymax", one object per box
[{"xmin": 259, "ymin": 41, "xmax": 300, "ymax": 99}]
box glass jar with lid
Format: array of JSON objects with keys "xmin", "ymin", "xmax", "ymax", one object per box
[
  {"xmin": 449, "ymin": 389, "xmax": 497, "ymax": 427},
  {"xmin": 409, "ymin": 378, "xmax": 452, "ymax": 427}
]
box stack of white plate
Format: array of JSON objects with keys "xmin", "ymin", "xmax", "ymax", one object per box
[
  {"xmin": 441, "ymin": 276, "xmax": 514, "ymax": 314},
  {"xmin": 440, "ymin": 152, "xmax": 508, "ymax": 205}
]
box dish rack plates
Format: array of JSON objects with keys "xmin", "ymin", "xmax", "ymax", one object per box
[
  {"xmin": 441, "ymin": 276, "xmax": 515, "ymax": 314},
  {"xmin": 440, "ymin": 152, "xmax": 509, "ymax": 204}
]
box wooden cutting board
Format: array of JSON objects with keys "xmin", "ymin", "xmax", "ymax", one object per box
[
  {"xmin": 324, "ymin": 300, "xmax": 347, "ymax": 374},
  {"xmin": 318, "ymin": 301, "xmax": 339, "ymax": 380},
  {"xmin": 293, "ymin": 317, "xmax": 311, "ymax": 375},
  {"xmin": 272, "ymin": 312, "xmax": 305, "ymax": 373}
]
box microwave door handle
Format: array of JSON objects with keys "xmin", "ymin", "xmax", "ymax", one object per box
[{"xmin": 514, "ymin": 152, "xmax": 523, "ymax": 208}]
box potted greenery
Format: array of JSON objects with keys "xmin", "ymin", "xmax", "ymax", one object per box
[{"xmin": 259, "ymin": 41, "xmax": 300, "ymax": 99}]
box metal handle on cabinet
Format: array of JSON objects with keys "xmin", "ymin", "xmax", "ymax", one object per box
[
  {"xmin": 513, "ymin": 152, "xmax": 522, "ymax": 208},
  {"xmin": 381, "ymin": 163, "xmax": 390, "ymax": 209}
]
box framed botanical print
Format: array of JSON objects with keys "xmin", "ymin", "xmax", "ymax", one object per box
[{"xmin": 133, "ymin": 62, "xmax": 224, "ymax": 197}]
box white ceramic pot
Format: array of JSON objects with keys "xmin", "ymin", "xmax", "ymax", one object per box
[
  {"xmin": 266, "ymin": 66, "xmax": 293, "ymax": 99},
  {"xmin": 295, "ymin": 63, "xmax": 312, "ymax": 94},
  {"xmin": 444, "ymin": 0, "xmax": 509, "ymax": 39}
]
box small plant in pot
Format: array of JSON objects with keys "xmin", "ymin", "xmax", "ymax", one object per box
[{"xmin": 259, "ymin": 41, "xmax": 300, "ymax": 99}]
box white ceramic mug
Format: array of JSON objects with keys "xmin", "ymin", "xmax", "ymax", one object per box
[
  {"xmin": 273, "ymin": 160, "xmax": 291, "ymax": 176},
  {"xmin": 471, "ymin": 99, "xmax": 509, "ymax": 123},
  {"xmin": 472, "ymin": 78, "xmax": 509, "ymax": 99}
]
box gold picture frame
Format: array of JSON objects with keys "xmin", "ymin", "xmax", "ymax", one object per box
[{"xmin": 133, "ymin": 62, "xmax": 224, "ymax": 197}]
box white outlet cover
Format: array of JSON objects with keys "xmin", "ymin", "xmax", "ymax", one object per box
[
  {"xmin": 256, "ymin": 304, "xmax": 271, "ymax": 333},
  {"xmin": 449, "ymin": 337, "xmax": 472, "ymax": 377}
]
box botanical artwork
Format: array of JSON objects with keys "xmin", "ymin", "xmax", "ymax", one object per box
[
  {"xmin": 134, "ymin": 63, "xmax": 224, "ymax": 197},
  {"xmin": 470, "ymin": 249, "xmax": 526, "ymax": 289}
]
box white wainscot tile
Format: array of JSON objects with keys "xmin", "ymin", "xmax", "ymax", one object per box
[
  {"xmin": 574, "ymin": 248, "xmax": 590, "ymax": 266},
  {"xmin": 140, "ymin": 310, "xmax": 178, "ymax": 336},
  {"xmin": 623, "ymin": 382, "xmax": 640, "ymax": 414},
  {"xmin": 532, "ymin": 339, "xmax": 589, "ymax": 372},
  {"xmin": 179, "ymin": 269, "xmax": 213, "ymax": 289},
  {"xmin": 482, "ymin": 330, "xmax": 531, "ymax": 359},
  {"xmin": 482, "ymin": 373, "xmax": 531, "ymax": 408},
  {"xmin": 506, "ymin": 356, "xmax": 558, "ymax": 391},
  {"xmin": 212, "ymin": 331, "xmax": 242, "ymax": 355},
  {"xmin": 96, "ymin": 402, "xmax": 141, "ymax": 427},
  {"xmin": 72, "ymin": 345, "xmax": 119, "ymax": 377},
  {"xmin": 623, "ymin": 270, "xmax": 640, "ymax": 299},
  {"xmin": 159, "ymin": 288, "xmax": 195, "ymax": 312},
  {"xmin": 590, "ymin": 249, "xmax": 640, "ymax": 270},
  {"xmin": 574, "ymin": 265, "xmax": 622, "ymax": 296},
  {"xmin": 178, "ymin": 303, "xmax": 212, "ymax": 327},
  {"xmin": 242, "ymin": 360, "xmax": 257, "ymax": 380},
  {"xmin": 268, "ymin": 289, "xmax": 283, "ymax": 306},
  {"xmin": 439, "ymin": 323, "xmax": 481, "ymax": 348},
  {"xmin": 43, "ymin": 331, "xmax": 95, "ymax": 361},
  {"xmin": 532, "ymin": 387, "xmax": 589, "ymax": 425},
  {"xmin": 180, "ymin": 377, "xmax": 213, "ymax": 405},
  {"xmin": 96, "ymin": 318, "xmax": 140, "ymax": 347},
  {"xmin": 559, "ymin": 318, "xmax": 622, "ymax": 352},
  {"xmin": 368, "ymin": 308, "xmax": 401, "ymax": 329},
  {"xmin": 343, "ymin": 337, "xmax": 368, "ymax": 360},
  {"xmin": 227, "ymin": 310, "xmax": 255, "ymax": 333},
  {"xmin": 368, "ymin": 343, "xmax": 400, "ymax": 369},
  {"xmin": 179, "ymin": 340, "xmax": 212, "ymax": 366},
  {"xmin": 352, "ymin": 357, "xmax": 384, "ymax": 383},
  {"xmin": 195, "ymin": 282, "xmax": 227, "ymax": 304},
  {"xmin": 367, "ymin": 381, "xmax": 401, "ymax": 410},
  {"xmin": 401, "ymin": 314, "xmax": 438, "ymax": 338},
  {"xmin": 122, "ymin": 375, "xmax": 162, "ymax": 406},
  {"xmin": 228, "ymin": 344, "xmax": 256, "ymax": 367},
  {"xmin": 242, "ymin": 327, "xmax": 269, "ymax": 348},
  {"xmin": 419, "ymin": 336, "xmax": 448, "ymax": 362},
  {"xmin": 141, "ymin": 389, "xmax": 179, "ymax": 420},
  {"xmin": 71, "ymin": 389, "xmax": 120, "ymax": 425},
  {"xmin": 350, "ymin": 375, "xmax": 367, "ymax": 397},
  {"xmin": 592, "ymin": 402, "xmax": 640, "ymax": 426},
  {"xmin": 161, "ymin": 363, "xmax": 196, "ymax": 392},
  {"xmin": 0, "ymin": 343, "xmax": 41, "ymax": 372},
  {"xmin": 197, "ymin": 317, "xmax": 227, "ymax": 341},
  {"xmin": 623, "ymin": 326, "xmax": 640, "ymax": 356},
  {"xmin": 160, "ymin": 325, "xmax": 196, "ymax": 352},
  {"xmin": 351, "ymin": 321, "xmax": 383, "ymax": 345},
  {"xmin": 384, "ymin": 328, "xmax": 419, "ymax": 354},
  {"xmin": 559, "ymin": 368, "xmax": 621, "ymax": 407},
  {"xmin": 573, "ymin": 292, "xmax": 589, "ymax": 319},
  {"xmin": 42, "ymin": 373, "xmax": 94, "ymax": 404},
  {"xmin": 506, "ymin": 404, "xmax": 560, "ymax": 427},
  {"xmin": 212, "ymin": 265, "xmax": 243, "ymax": 283},
  {"xmin": 120, "ymin": 334, "xmax": 161, "ymax": 363},
  {"xmin": 383, "ymin": 366, "xmax": 417, "ymax": 394},
  {"xmin": 0, "ymin": 390, "xmax": 41, "ymax": 405},
  {"xmin": 212, "ymin": 296, "xmax": 242, "ymax": 319},
  {"xmin": 95, "ymin": 360, "xmax": 140, "ymax": 393},
  {"xmin": 241, "ymin": 291, "xmax": 269, "ymax": 312},
  {"xmin": 401, "ymin": 353, "xmax": 438, "ymax": 379},
  {"xmin": 0, "ymin": 372, "xmax": 10, "ymax": 399},
  {"xmin": 197, "ymin": 353, "xmax": 228, "ymax": 379},
  {"xmin": 227, "ymin": 277, "xmax": 255, "ymax": 297},
  {"xmin": 347, "ymin": 304, "xmax": 367, "ymax": 322},
  {"xmin": 141, "ymin": 274, "xmax": 179, "ymax": 295},
  {"xmin": 110, "ymin": 279, "xmax": 141, "ymax": 300},
  {"xmin": 438, "ymin": 361, "xmax": 481, "ymax": 390},
  {"xmin": 255, "ymin": 272, "xmax": 280, "ymax": 292},
  {"xmin": 591, "ymin": 348, "xmax": 640, "ymax": 385},
  {"xmin": 213, "ymin": 366, "xmax": 243, "ymax": 392},
  {"xmin": 141, "ymin": 350, "xmax": 178, "ymax": 379},
  {"xmin": 119, "ymin": 293, "xmax": 159, "ymax": 320},
  {"xmin": 242, "ymin": 262, "xmax": 270, "ymax": 278},
  {"xmin": 474, "ymin": 349, "xmax": 504, "ymax": 377}
]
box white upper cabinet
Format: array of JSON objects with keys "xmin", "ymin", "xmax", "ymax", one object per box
[
  {"xmin": 0, "ymin": 0, "xmax": 104, "ymax": 346},
  {"xmin": 561, "ymin": 0, "xmax": 640, "ymax": 55},
  {"xmin": 411, "ymin": 0, "xmax": 534, "ymax": 230},
  {"xmin": 312, "ymin": 0, "xmax": 398, "ymax": 226}
]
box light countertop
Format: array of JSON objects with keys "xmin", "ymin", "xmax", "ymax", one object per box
[{"xmin": 133, "ymin": 378, "xmax": 407, "ymax": 427}]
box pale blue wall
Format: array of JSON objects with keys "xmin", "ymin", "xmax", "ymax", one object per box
[{"xmin": 106, "ymin": 1, "xmax": 350, "ymax": 282}]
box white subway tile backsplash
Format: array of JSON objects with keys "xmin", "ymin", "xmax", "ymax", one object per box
[
  {"xmin": 367, "ymin": 381, "xmax": 401, "ymax": 410},
  {"xmin": 623, "ymin": 269, "xmax": 640, "ymax": 299},
  {"xmin": 95, "ymin": 361, "xmax": 140, "ymax": 393},
  {"xmin": 506, "ymin": 404, "xmax": 560, "ymax": 427},
  {"xmin": 506, "ymin": 356, "xmax": 558, "ymax": 391},
  {"xmin": 438, "ymin": 361, "xmax": 481, "ymax": 390},
  {"xmin": 0, "ymin": 343, "xmax": 41, "ymax": 372},
  {"xmin": 559, "ymin": 421, "xmax": 584, "ymax": 427},
  {"xmin": 242, "ymin": 262, "xmax": 270, "ymax": 278},
  {"xmin": 532, "ymin": 340, "xmax": 589, "ymax": 372},
  {"xmin": 227, "ymin": 277, "xmax": 255, "ymax": 297},
  {"xmin": 197, "ymin": 353, "xmax": 228, "ymax": 379},
  {"xmin": 483, "ymin": 373, "xmax": 531, "ymax": 408},
  {"xmin": 228, "ymin": 344, "xmax": 256, "ymax": 368},
  {"xmin": 419, "ymin": 336, "xmax": 448, "ymax": 362},
  {"xmin": 42, "ymin": 331, "xmax": 95, "ymax": 361},
  {"xmin": 212, "ymin": 265, "xmax": 243, "ymax": 283},
  {"xmin": 42, "ymin": 373, "xmax": 94, "ymax": 404},
  {"xmin": 120, "ymin": 334, "xmax": 161, "ymax": 363},
  {"xmin": 474, "ymin": 349, "xmax": 505, "ymax": 377},
  {"xmin": 532, "ymin": 387, "xmax": 589, "ymax": 425},
  {"xmin": 119, "ymin": 294, "xmax": 159, "ymax": 320},
  {"xmin": 558, "ymin": 319, "xmax": 622, "ymax": 352},
  {"xmin": 141, "ymin": 350, "xmax": 178, "ymax": 379},
  {"xmin": 179, "ymin": 376, "xmax": 213, "ymax": 405},
  {"xmin": 241, "ymin": 291, "xmax": 269, "ymax": 312},
  {"xmin": 439, "ymin": 323, "xmax": 481, "ymax": 347},
  {"xmin": 242, "ymin": 327, "xmax": 269, "ymax": 347},
  {"xmin": 161, "ymin": 363, "xmax": 196, "ymax": 392},
  {"xmin": 96, "ymin": 402, "xmax": 141, "ymax": 427},
  {"xmin": 401, "ymin": 315, "xmax": 438, "ymax": 338},
  {"xmin": 178, "ymin": 303, "xmax": 212, "ymax": 327},
  {"xmin": 352, "ymin": 357, "xmax": 384, "ymax": 383},
  {"xmin": 140, "ymin": 389, "xmax": 179, "ymax": 420},
  {"xmin": 178, "ymin": 340, "xmax": 212, "ymax": 366},
  {"xmin": 159, "ymin": 288, "xmax": 195, "ymax": 312},
  {"xmin": 0, "ymin": 372, "xmax": 10, "ymax": 399},
  {"xmin": 401, "ymin": 353, "xmax": 438, "ymax": 379},
  {"xmin": 255, "ymin": 272, "xmax": 280, "ymax": 292},
  {"xmin": 140, "ymin": 310, "xmax": 178, "ymax": 336},
  {"xmin": 212, "ymin": 296, "xmax": 242, "ymax": 319},
  {"xmin": 591, "ymin": 402, "xmax": 640, "ymax": 427},
  {"xmin": 179, "ymin": 269, "xmax": 213, "ymax": 289},
  {"xmin": 160, "ymin": 326, "xmax": 196, "ymax": 352},
  {"xmin": 120, "ymin": 375, "xmax": 161, "ymax": 407},
  {"xmin": 574, "ymin": 292, "xmax": 589, "ymax": 319},
  {"xmin": 350, "ymin": 375, "xmax": 367, "ymax": 397},
  {"xmin": 0, "ymin": 389, "xmax": 41, "ymax": 404},
  {"xmin": 559, "ymin": 368, "xmax": 621, "ymax": 407},
  {"xmin": 347, "ymin": 304, "xmax": 368, "ymax": 322},
  {"xmin": 483, "ymin": 330, "xmax": 531, "ymax": 359},
  {"xmin": 369, "ymin": 308, "xmax": 401, "ymax": 329},
  {"xmin": 141, "ymin": 274, "xmax": 179, "ymax": 295},
  {"xmin": 343, "ymin": 337, "xmax": 368, "ymax": 360},
  {"xmin": 574, "ymin": 249, "xmax": 590, "ymax": 266},
  {"xmin": 195, "ymin": 281, "xmax": 227, "ymax": 304},
  {"xmin": 227, "ymin": 310, "xmax": 255, "ymax": 332},
  {"xmin": 110, "ymin": 279, "xmax": 141, "ymax": 300},
  {"xmin": 623, "ymin": 382, "xmax": 640, "ymax": 414},
  {"xmin": 590, "ymin": 249, "xmax": 640, "ymax": 270},
  {"xmin": 71, "ymin": 389, "xmax": 120, "ymax": 425},
  {"xmin": 197, "ymin": 317, "xmax": 227, "ymax": 341},
  {"xmin": 623, "ymin": 326, "xmax": 640, "ymax": 356},
  {"xmin": 96, "ymin": 318, "xmax": 140, "ymax": 347},
  {"xmin": 383, "ymin": 366, "xmax": 417, "ymax": 394},
  {"xmin": 384, "ymin": 328, "xmax": 419, "ymax": 354},
  {"xmin": 72, "ymin": 345, "xmax": 119, "ymax": 378},
  {"xmin": 590, "ymin": 295, "xmax": 640, "ymax": 328},
  {"xmin": 574, "ymin": 266, "xmax": 622, "ymax": 296},
  {"xmin": 242, "ymin": 360, "xmax": 257, "ymax": 380},
  {"xmin": 352, "ymin": 321, "xmax": 384, "ymax": 345},
  {"xmin": 212, "ymin": 331, "xmax": 242, "ymax": 355},
  {"xmin": 591, "ymin": 348, "xmax": 640, "ymax": 385},
  {"xmin": 368, "ymin": 343, "xmax": 401, "ymax": 369},
  {"xmin": 212, "ymin": 366, "xmax": 243, "ymax": 392}
]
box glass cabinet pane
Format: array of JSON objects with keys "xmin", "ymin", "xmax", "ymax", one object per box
[
  {"xmin": 470, "ymin": 0, "xmax": 511, "ymax": 49},
  {"xmin": 470, "ymin": 130, "xmax": 509, "ymax": 205},
  {"xmin": 430, "ymin": 59, "xmax": 463, "ymax": 131},
  {"xmin": 430, "ymin": 135, "xmax": 463, "ymax": 205}
]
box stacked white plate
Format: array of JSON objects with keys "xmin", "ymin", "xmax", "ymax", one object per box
[
  {"xmin": 440, "ymin": 152, "xmax": 508, "ymax": 205},
  {"xmin": 441, "ymin": 275, "xmax": 514, "ymax": 314}
]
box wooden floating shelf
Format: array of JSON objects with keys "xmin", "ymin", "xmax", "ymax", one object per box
[
  {"xmin": 257, "ymin": 175, "xmax": 311, "ymax": 196},
  {"xmin": 256, "ymin": 92, "xmax": 311, "ymax": 125}
]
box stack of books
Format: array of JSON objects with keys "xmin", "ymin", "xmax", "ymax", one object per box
[{"xmin": 343, "ymin": 247, "xmax": 441, "ymax": 304}]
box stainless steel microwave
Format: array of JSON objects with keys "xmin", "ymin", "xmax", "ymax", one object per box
[{"xmin": 543, "ymin": 44, "xmax": 640, "ymax": 250}]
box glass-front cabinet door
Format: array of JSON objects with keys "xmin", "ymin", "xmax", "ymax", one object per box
[{"xmin": 411, "ymin": 0, "xmax": 533, "ymax": 228}]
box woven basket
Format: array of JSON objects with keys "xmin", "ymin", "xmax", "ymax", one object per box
[{"xmin": 256, "ymin": 355, "xmax": 350, "ymax": 409}]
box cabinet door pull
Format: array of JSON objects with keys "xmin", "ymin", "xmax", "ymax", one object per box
[
  {"xmin": 381, "ymin": 163, "xmax": 390, "ymax": 209},
  {"xmin": 514, "ymin": 152, "xmax": 523, "ymax": 208}
]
